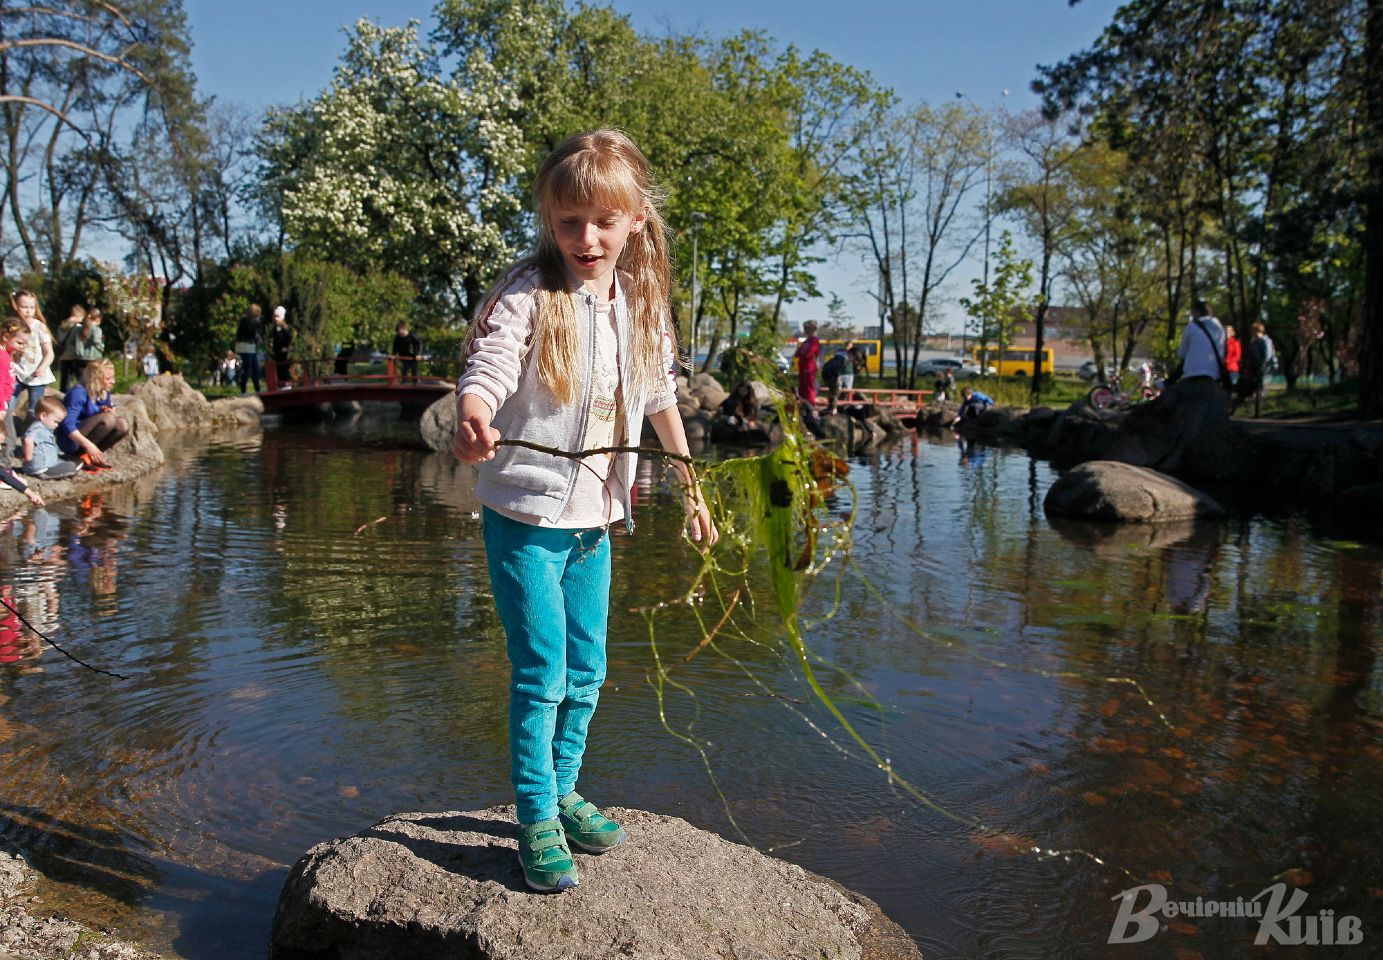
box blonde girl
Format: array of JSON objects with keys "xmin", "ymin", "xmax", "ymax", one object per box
[
  {"xmin": 9, "ymin": 290, "xmax": 55, "ymax": 413},
  {"xmin": 452, "ymin": 128, "xmax": 716, "ymax": 892},
  {"xmin": 59, "ymin": 359, "xmax": 128, "ymax": 470}
]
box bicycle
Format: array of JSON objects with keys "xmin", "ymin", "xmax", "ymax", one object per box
[{"xmin": 1087, "ymin": 366, "xmax": 1162, "ymax": 411}]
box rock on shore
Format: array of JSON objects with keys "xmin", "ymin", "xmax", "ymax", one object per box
[
  {"xmin": 1044, "ymin": 460, "xmax": 1225, "ymax": 523},
  {"xmin": 0, "ymin": 843, "xmax": 164, "ymax": 960},
  {"xmin": 269, "ymin": 806, "xmax": 921, "ymax": 960},
  {"xmin": 128, "ymin": 374, "xmax": 212, "ymax": 432}
]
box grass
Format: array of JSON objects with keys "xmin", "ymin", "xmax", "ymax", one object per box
[{"xmin": 1239, "ymin": 377, "xmax": 1363, "ymax": 420}]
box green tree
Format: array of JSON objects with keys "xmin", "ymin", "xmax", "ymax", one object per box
[
  {"xmin": 1041, "ymin": 0, "xmax": 1375, "ymax": 407},
  {"xmin": 1, "ymin": 0, "xmax": 199, "ymax": 278},
  {"xmin": 960, "ymin": 231, "xmax": 1032, "ymax": 370},
  {"xmin": 258, "ymin": 18, "xmax": 525, "ymax": 319},
  {"xmin": 844, "ymin": 100, "xmax": 993, "ymax": 387},
  {"xmin": 1058, "ymin": 143, "xmax": 1161, "ymax": 376},
  {"xmin": 1000, "ymin": 110, "xmax": 1085, "ymax": 399}
]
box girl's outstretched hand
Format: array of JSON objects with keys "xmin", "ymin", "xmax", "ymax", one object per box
[
  {"xmin": 685, "ymin": 486, "xmax": 718, "ymax": 550},
  {"xmin": 451, "ymin": 394, "xmax": 501, "ymax": 463}
]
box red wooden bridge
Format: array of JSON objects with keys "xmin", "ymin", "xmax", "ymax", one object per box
[
  {"xmin": 815, "ymin": 387, "xmax": 933, "ymax": 411},
  {"xmin": 258, "ymin": 363, "xmax": 934, "ymax": 421},
  {"xmin": 259, "ymin": 357, "xmax": 460, "ymax": 411}
]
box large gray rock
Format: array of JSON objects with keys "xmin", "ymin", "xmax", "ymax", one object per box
[
  {"xmin": 682, "ymin": 410, "xmax": 712, "ymax": 442},
  {"xmin": 914, "ymin": 402, "xmax": 958, "ymax": 431},
  {"xmin": 1044, "ymin": 460, "xmax": 1225, "ymax": 523},
  {"xmin": 820, "ymin": 414, "xmax": 881, "ymax": 455},
  {"xmin": 421, "ymin": 393, "xmax": 457, "ymax": 452},
  {"xmin": 1102, "ymin": 378, "xmax": 1230, "ymax": 472},
  {"xmin": 128, "ymin": 374, "xmax": 212, "ymax": 432},
  {"xmin": 1045, "ymin": 402, "xmax": 1121, "ymax": 467},
  {"xmin": 690, "ymin": 373, "xmax": 729, "ymax": 413},
  {"xmin": 208, "ymin": 394, "xmax": 265, "ymax": 426},
  {"xmin": 269, "ymin": 807, "xmax": 920, "ymax": 960}
]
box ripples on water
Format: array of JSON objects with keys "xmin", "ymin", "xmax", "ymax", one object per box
[{"xmin": 0, "ymin": 418, "xmax": 1379, "ymax": 959}]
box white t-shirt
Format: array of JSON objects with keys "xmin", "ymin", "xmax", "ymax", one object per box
[
  {"xmin": 490, "ymin": 298, "xmax": 625, "ymax": 529},
  {"xmin": 14, "ymin": 318, "xmax": 55, "ymax": 386},
  {"xmin": 1176, "ymin": 315, "xmax": 1226, "ymax": 380}
]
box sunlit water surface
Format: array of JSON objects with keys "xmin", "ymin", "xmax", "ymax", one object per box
[{"xmin": 0, "ymin": 417, "xmax": 1379, "ymax": 959}]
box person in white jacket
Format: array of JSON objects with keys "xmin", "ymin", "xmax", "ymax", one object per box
[{"xmin": 451, "ymin": 128, "xmax": 716, "ymax": 893}]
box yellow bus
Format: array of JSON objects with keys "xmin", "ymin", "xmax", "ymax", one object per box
[
  {"xmin": 971, "ymin": 346, "xmax": 1055, "ymax": 377},
  {"xmin": 789, "ymin": 338, "xmax": 883, "ymax": 376}
]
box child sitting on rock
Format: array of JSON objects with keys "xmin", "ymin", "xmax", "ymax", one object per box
[{"xmin": 22, "ymin": 396, "xmax": 79, "ymax": 480}]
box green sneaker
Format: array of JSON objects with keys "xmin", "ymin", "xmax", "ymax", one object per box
[
  {"xmin": 517, "ymin": 819, "xmax": 578, "ymax": 892},
  {"xmin": 557, "ymin": 791, "xmax": 626, "ymax": 853}
]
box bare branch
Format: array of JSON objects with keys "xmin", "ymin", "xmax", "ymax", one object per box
[
  {"xmin": 0, "ymin": 38, "xmax": 151, "ymax": 87},
  {"xmin": 0, "ymin": 95, "xmax": 91, "ymax": 142}
]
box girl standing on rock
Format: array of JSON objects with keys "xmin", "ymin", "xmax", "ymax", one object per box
[
  {"xmin": 452, "ymin": 128, "xmax": 716, "ymax": 892},
  {"xmin": 9, "ymin": 290, "xmax": 55, "ymax": 417}
]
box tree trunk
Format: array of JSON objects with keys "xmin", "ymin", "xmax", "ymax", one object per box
[
  {"xmin": 1032, "ymin": 241, "xmax": 1052, "ymax": 403},
  {"xmin": 1362, "ymin": 0, "xmax": 1383, "ymax": 418}
]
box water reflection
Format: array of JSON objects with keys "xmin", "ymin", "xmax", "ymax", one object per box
[{"xmin": 0, "ymin": 421, "xmax": 1376, "ymax": 960}]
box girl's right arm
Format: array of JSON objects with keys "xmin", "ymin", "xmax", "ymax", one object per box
[
  {"xmin": 452, "ymin": 393, "xmax": 501, "ymax": 463},
  {"xmin": 452, "ymin": 270, "xmax": 537, "ymax": 463}
]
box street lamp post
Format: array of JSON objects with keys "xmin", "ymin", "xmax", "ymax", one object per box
[{"xmin": 957, "ymin": 89, "xmax": 1007, "ymax": 368}]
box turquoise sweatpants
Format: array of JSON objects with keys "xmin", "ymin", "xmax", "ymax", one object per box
[{"xmin": 482, "ymin": 507, "xmax": 611, "ymax": 825}]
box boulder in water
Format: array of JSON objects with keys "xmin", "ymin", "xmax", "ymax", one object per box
[
  {"xmin": 268, "ymin": 806, "xmax": 920, "ymax": 960},
  {"xmin": 1044, "ymin": 460, "xmax": 1224, "ymax": 523}
]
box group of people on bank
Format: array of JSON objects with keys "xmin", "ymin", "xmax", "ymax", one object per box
[
  {"xmin": 1174, "ymin": 299, "xmax": 1276, "ymax": 408},
  {"xmin": 791, "ymin": 321, "xmax": 868, "ymax": 415},
  {"xmin": 0, "ymin": 290, "xmax": 131, "ymax": 505},
  {"xmin": 229, "ymin": 304, "xmax": 424, "ymax": 393}
]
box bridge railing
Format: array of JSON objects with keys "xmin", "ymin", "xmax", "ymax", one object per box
[
  {"xmin": 813, "ymin": 387, "xmax": 933, "ymax": 410},
  {"xmin": 265, "ymin": 355, "xmax": 463, "ymax": 391}
]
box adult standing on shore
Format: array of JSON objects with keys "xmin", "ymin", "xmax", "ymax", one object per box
[
  {"xmin": 1236, "ymin": 322, "xmax": 1275, "ymax": 411},
  {"xmin": 56, "ymin": 305, "xmax": 85, "ymax": 391},
  {"xmin": 392, "ymin": 322, "xmax": 421, "ymax": 382},
  {"xmin": 9, "ymin": 290, "xmax": 55, "ymax": 415},
  {"xmin": 794, "ymin": 320, "xmax": 822, "ymax": 407},
  {"xmin": 269, "ymin": 306, "xmax": 293, "ymax": 387},
  {"xmin": 837, "ymin": 339, "xmax": 860, "ymax": 404},
  {"xmin": 1224, "ymin": 324, "xmax": 1242, "ymax": 386},
  {"xmin": 60, "ymin": 307, "xmax": 106, "ymax": 391},
  {"xmin": 235, "ymin": 305, "xmax": 263, "ymax": 394},
  {"xmin": 1175, "ymin": 300, "xmax": 1227, "ymax": 383}
]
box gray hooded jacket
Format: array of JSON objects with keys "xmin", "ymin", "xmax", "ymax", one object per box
[{"xmin": 457, "ymin": 263, "xmax": 677, "ymax": 530}]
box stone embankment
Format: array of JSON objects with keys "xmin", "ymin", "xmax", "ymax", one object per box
[
  {"xmin": 0, "ymin": 375, "xmax": 264, "ymax": 512},
  {"xmin": 0, "ymin": 842, "xmax": 163, "ymax": 960},
  {"xmin": 269, "ymin": 806, "xmax": 921, "ymax": 960},
  {"xmin": 919, "ymin": 379, "xmax": 1383, "ymax": 536},
  {"xmin": 421, "ymin": 373, "xmax": 908, "ymax": 457}
]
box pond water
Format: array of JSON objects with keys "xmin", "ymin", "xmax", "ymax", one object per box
[{"xmin": 0, "ymin": 417, "xmax": 1379, "ymax": 959}]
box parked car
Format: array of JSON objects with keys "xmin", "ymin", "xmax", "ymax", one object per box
[
  {"xmin": 916, "ymin": 357, "xmax": 982, "ymax": 379},
  {"xmin": 1077, "ymin": 360, "xmax": 1105, "ymax": 382}
]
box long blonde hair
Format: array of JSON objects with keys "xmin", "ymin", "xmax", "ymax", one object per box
[
  {"xmin": 473, "ymin": 128, "xmax": 674, "ymax": 406},
  {"xmin": 82, "ymin": 358, "xmax": 115, "ymax": 393}
]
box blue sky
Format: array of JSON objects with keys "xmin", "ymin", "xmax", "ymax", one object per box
[{"xmin": 183, "ymin": 0, "xmax": 1113, "ymax": 331}]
